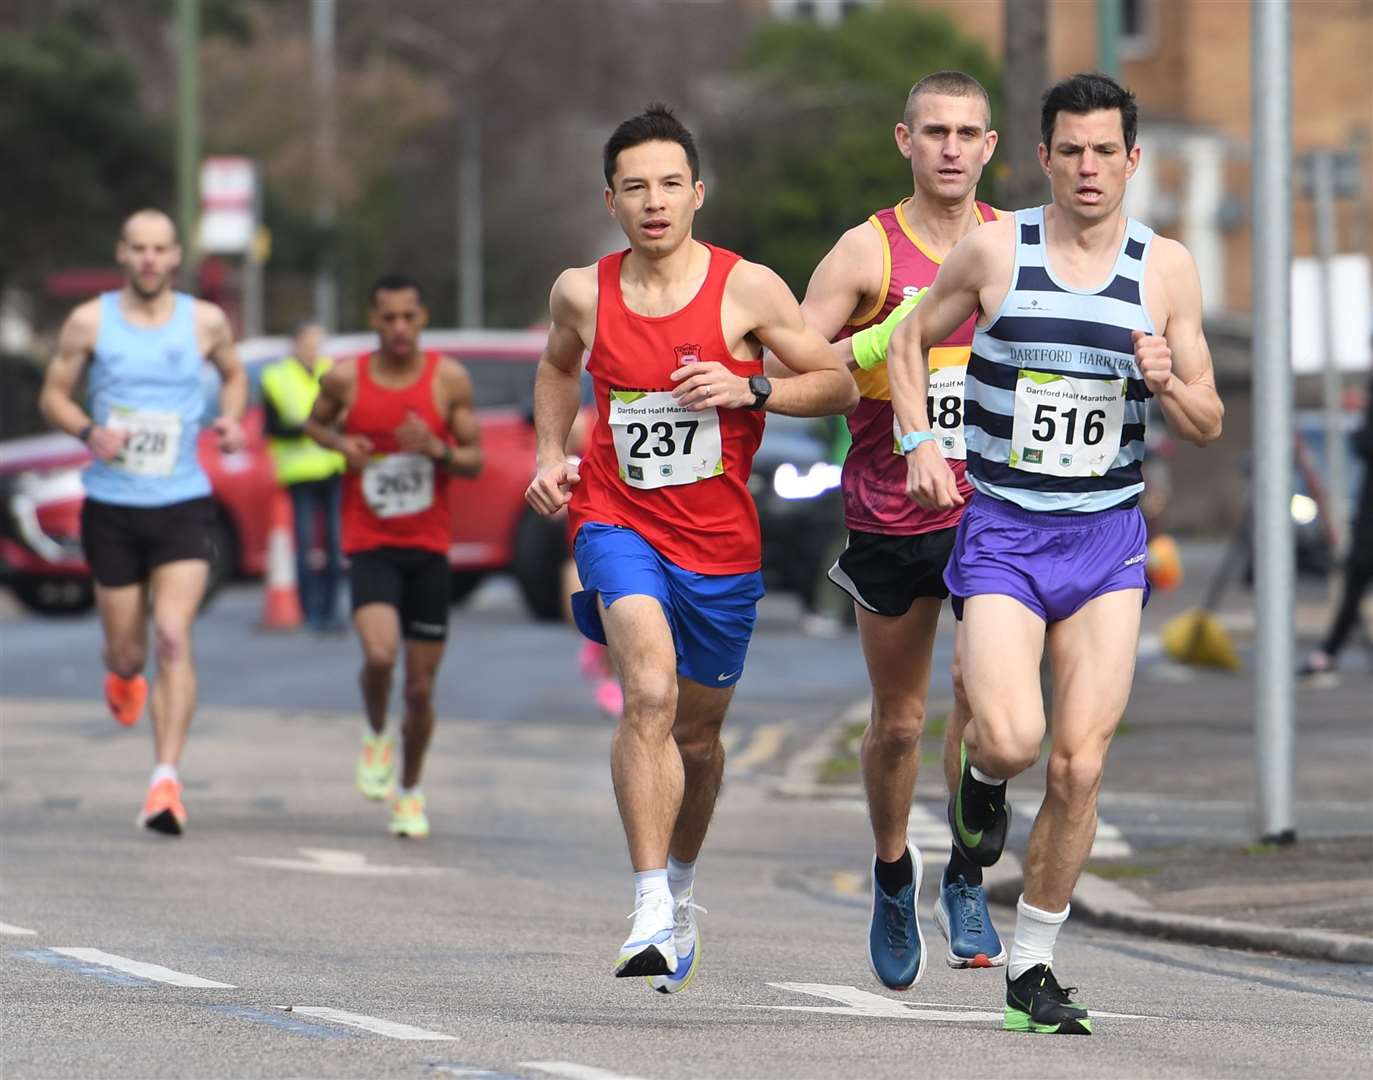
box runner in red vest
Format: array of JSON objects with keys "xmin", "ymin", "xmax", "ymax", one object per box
[
  {"xmin": 796, "ymin": 72, "xmax": 1005, "ymax": 986},
  {"xmin": 304, "ymin": 274, "xmax": 482, "ymax": 839},
  {"xmin": 526, "ymin": 104, "xmax": 856, "ymax": 991}
]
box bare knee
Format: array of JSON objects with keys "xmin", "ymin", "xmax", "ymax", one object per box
[
  {"xmin": 152, "ymin": 621, "xmax": 191, "ymax": 666},
  {"xmin": 105, "ymin": 641, "xmax": 146, "ymax": 678},
  {"xmin": 361, "ymin": 648, "xmax": 397, "ymax": 679},
  {"xmin": 675, "ymin": 719, "xmax": 724, "ymax": 768},
  {"xmin": 971, "ymin": 719, "xmax": 1041, "ymax": 778},
  {"xmin": 403, "ymin": 674, "xmax": 435, "ymax": 716},
  {"xmin": 1046, "ymin": 749, "xmax": 1106, "ymax": 814},
  {"xmin": 621, "ymin": 668, "xmax": 677, "ymax": 728},
  {"xmin": 867, "ymin": 696, "xmax": 925, "ymax": 755}
]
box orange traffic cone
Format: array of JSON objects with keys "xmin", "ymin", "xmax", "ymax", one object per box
[{"xmin": 260, "ymin": 489, "xmax": 303, "ymax": 630}]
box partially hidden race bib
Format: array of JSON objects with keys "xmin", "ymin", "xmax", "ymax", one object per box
[
  {"xmin": 892, "ymin": 363, "xmax": 966, "ymax": 460},
  {"xmin": 107, "ymin": 405, "xmax": 181, "ymax": 477},
  {"xmin": 362, "ymin": 453, "xmax": 434, "ymax": 518},
  {"xmin": 609, "ymin": 390, "xmax": 723, "ymax": 491},
  {"xmin": 1009, "ymin": 370, "xmax": 1125, "ymax": 477}
]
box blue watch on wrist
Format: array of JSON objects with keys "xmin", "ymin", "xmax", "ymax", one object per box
[{"xmin": 899, "ymin": 430, "xmax": 937, "ymax": 454}]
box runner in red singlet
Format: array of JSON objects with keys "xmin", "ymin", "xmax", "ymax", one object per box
[
  {"xmin": 525, "ymin": 105, "xmax": 856, "ymax": 991},
  {"xmin": 304, "ymin": 273, "xmax": 482, "ymax": 839},
  {"xmin": 795, "ymin": 72, "xmax": 1006, "ymax": 986}
]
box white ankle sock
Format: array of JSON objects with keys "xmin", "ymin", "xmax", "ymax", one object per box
[
  {"xmin": 633, "ymin": 868, "xmax": 671, "ymax": 911},
  {"xmin": 1008, "ymin": 894, "xmax": 1070, "ymax": 980},
  {"xmin": 397, "ymin": 785, "xmax": 420, "ymax": 800},
  {"xmin": 970, "ymin": 764, "xmax": 1005, "ymax": 786},
  {"xmin": 150, "ymin": 763, "xmax": 178, "ymax": 787},
  {"xmin": 364, "ymin": 725, "xmax": 386, "ymax": 741},
  {"xmin": 666, "ymin": 855, "xmax": 696, "ymax": 899}
]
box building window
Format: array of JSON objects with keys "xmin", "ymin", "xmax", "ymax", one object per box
[
  {"xmin": 1120, "ymin": 0, "xmax": 1155, "ymax": 59},
  {"xmin": 771, "ymin": 0, "xmax": 871, "ymax": 25}
]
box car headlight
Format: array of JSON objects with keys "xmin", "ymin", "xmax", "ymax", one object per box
[
  {"xmin": 771, "ymin": 462, "xmax": 842, "ymax": 500},
  {"xmin": 1289, "ymin": 493, "xmax": 1318, "ymax": 526}
]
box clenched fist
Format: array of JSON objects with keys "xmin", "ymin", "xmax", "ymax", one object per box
[{"xmin": 1132, "ymin": 329, "xmax": 1173, "ymax": 395}]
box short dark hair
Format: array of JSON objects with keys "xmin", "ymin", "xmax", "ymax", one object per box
[
  {"xmin": 905, "ymin": 70, "xmax": 992, "ymax": 130},
  {"xmin": 603, "ymin": 103, "xmax": 700, "ymax": 189},
  {"xmin": 368, "ymin": 272, "xmax": 425, "ymax": 306},
  {"xmin": 1040, "ymin": 72, "xmax": 1138, "ymax": 152}
]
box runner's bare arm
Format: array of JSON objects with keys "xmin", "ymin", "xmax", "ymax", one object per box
[
  {"xmin": 305, "ymin": 361, "xmax": 371, "ymax": 471},
  {"xmin": 775, "ymin": 221, "xmax": 885, "ymax": 376},
  {"xmin": 675, "ymin": 261, "xmax": 857, "ymax": 418},
  {"xmin": 1137, "ymin": 239, "xmax": 1223, "ymax": 448},
  {"xmin": 437, "ymin": 362, "xmax": 483, "ymax": 476},
  {"xmin": 526, "ymin": 267, "xmax": 594, "ymax": 516},
  {"xmin": 199, "ymin": 302, "xmax": 248, "ymax": 451},
  {"xmin": 38, "ymin": 301, "xmax": 102, "ymax": 441}
]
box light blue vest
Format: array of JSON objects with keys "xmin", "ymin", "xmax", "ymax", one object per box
[
  {"xmin": 965, "ymin": 206, "xmax": 1155, "ymax": 513},
  {"xmin": 83, "ymin": 291, "xmax": 212, "ymax": 507}
]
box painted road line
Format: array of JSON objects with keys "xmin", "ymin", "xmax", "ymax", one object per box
[
  {"xmin": 205, "ymin": 1004, "xmax": 356, "ymax": 1041},
  {"xmin": 48, "ymin": 948, "xmax": 235, "ymax": 988},
  {"xmin": 274, "ymin": 1006, "xmax": 457, "ymax": 1040},
  {"xmin": 727, "ymin": 723, "xmax": 787, "ymax": 774},
  {"xmin": 15, "ymin": 949, "xmax": 148, "ymax": 988},
  {"xmin": 1012, "ymin": 800, "xmax": 1134, "ymax": 860},
  {"xmin": 1, "ymin": 921, "xmax": 38, "ymax": 935},
  {"xmin": 522, "ymin": 1065, "xmax": 649, "ymax": 1080},
  {"xmin": 906, "ymin": 802, "xmax": 952, "ymax": 853},
  {"xmin": 719, "ymin": 729, "xmax": 741, "ymax": 756},
  {"xmin": 428, "ymin": 1066, "xmax": 526, "ymax": 1079},
  {"xmin": 238, "ymin": 848, "xmax": 444, "ymax": 877},
  {"xmin": 737, "ymin": 983, "xmax": 1164, "ymax": 1022}
]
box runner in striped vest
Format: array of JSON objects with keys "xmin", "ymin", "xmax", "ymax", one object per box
[{"xmin": 883, "ymin": 73, "xmax": 1224, "ymax": 1035}]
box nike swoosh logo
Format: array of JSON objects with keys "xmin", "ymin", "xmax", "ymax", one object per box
[
  {"xmin": 716, "ymin": 671, "xmax": 738, "ymax": 682},
  {"xmin": 955, "ymin": 785, "xmax": 984, "ymax": 848}
]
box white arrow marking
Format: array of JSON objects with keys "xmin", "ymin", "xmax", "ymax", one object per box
[
  {"xmin": 736, "ymin": 983, "xmax": 1164, "ymax": 1022},
  {"xmin": 0, "ymin": 921, "xmax": 38, "ymax": 936},
  {"xmin": 48, "ymin": 948, "xmax": 235, "ymax": 988},
  {"xmin": 521, "ymin": 1065, "xmax": 649, "ymax": 1080},
  {"xmin": 274, "ymin": 1006, "xmax": 456, "ymax": 1040},
  {"xmin": 237, "ymin": 848, "xmax": 443, "ymax": 877}
]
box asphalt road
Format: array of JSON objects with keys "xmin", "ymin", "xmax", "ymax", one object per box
[{"xmin": 2, "ymin": 580, "xmax": 1370, "ymax": 1079}]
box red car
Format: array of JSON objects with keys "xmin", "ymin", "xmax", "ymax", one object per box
[{"xmin": 0, "ymin": 329, "xmax": 572, "ymax": 618}]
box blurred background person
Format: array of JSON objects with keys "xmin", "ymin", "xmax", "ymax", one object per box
[{"xmin": 261, "ymin": 321, "xmax": 346, "ymax": 633}]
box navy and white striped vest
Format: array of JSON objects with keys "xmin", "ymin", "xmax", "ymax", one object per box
[{"xmin": 965, "ymin": 206, "xmax": 1155, "ymax": 513}]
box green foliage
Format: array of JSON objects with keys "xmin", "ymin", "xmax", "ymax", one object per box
[
  {"xmin": 705, "ymin": 4, "xmax": 999, "ymax": 296},
  {"xmin": 0, "ymin": 22, "xmax": 171, "ymax": 295}
]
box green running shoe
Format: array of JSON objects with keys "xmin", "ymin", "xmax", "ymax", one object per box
[
  {"xmin": 949, "ymin": 742, "xmax": 1010, "ymax": 867},
  {"xmin": 356, "ymin": 732, "xmax": 395, "ymax": 801},
  {"xmin": 1004, "ymin": 964, "xmax": 1092, "ymax": 1035}
]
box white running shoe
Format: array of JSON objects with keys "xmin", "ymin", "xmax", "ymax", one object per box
[
  {"xmin": 614, "ymin": 894, "xmax": 677, "ymax": 978},
  {"xmin": 648, "ymin": 890, "xmax": 706, "ymax": 994}
]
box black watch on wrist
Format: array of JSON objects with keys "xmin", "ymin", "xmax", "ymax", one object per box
[
  {"xmin": 78, "ymin": 423, "xmax": 94, "ymax": 443},
  {"xmin": 747, "ymin": 374, "xmax": 772, "ymax": 411}
]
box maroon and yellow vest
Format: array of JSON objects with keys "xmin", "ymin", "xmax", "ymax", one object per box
[{"xmin": 836, "ymin": 198, "xmax": 998, "ymax": 535}]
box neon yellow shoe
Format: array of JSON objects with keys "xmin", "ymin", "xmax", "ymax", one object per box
[
  {"xmin": 389, "ymin": 792, "xmax": 429, "ymax": 839},
  {"xmin": 356, "ymin": 733, "xmax": 395, "ymax": 801}
]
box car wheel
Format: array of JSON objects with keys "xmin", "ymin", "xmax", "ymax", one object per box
[
  {"xmin": 449, "ymin": 571, "xmax": 485, "ymax": 607},
  {"xmin": 10, "ymin": 576, "xmax": 95, "ymax": 616},
  {"xmin": 513, "ymin": 508, "xmax": 567, "ymax": 622}
]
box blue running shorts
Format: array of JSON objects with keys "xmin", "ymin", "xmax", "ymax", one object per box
[{"xmin": 572, "ymin": 522, "xmax": 764, "ymax": 688}]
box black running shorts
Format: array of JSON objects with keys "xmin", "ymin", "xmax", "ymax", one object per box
[
  {"xmin": 348, "ymin": 546, "xmax": 450, "ymax": 642},
  {"xmin": 80, "ymin": 496, "xmax": 216, "ymax": 588},
  {"xmin": 826, "ymin": 526, "xmax": 957, "ymax": 616}
]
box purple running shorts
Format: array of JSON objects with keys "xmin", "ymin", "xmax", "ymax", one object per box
[{"xmin": 944, "ymin": 495, "xmax": 1150, "ymax": 623}]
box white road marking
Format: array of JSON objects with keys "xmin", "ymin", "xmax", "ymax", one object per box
[
  {"xmin": 237, "ymin": 847, "xmax": 443, "ymax": 877},
  {"xmin": 521, "ymin": 1065, "xmax": 649, "ymax": 1080},
  {"xmin": 1011, "ymin": 800, "xmax": 1134, "ymax": 860},
  {"xmin": 906, "ymin": 802, "xmax": 952, "ymax": 854},
  {"xmin": 48, "ymin": 948, "xmax": 235, "ymax": 988},
  {"xmin": 728, "ymin": 723, "xmax": 787, "ymax": 773},
  {"xmin": 737, "ymin": 983, "xmax": 1164, "ymax": 1022},
  {"xmin": 274, "ymin": 1006, "xmax": 456, "ymax": 1040},
  {"xmin": 0, "ymin": 921, "xmax": 38, "ymax": 935}
]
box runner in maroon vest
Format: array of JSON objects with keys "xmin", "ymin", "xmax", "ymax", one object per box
[
  {"xmin": 526, "ymin": 105, "xmax": 856, "ymax": 991},
  {"xmin": 305, "ymin": 274, "xmax": 482, "ymax": 839}
]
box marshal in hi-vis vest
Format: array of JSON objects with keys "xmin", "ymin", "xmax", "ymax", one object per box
[{"xmin": 261, "ymin": 355, "xmax": 346, "ymax": 485}]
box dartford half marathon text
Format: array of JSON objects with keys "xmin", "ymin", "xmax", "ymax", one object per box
[
  {"xmin": 1011, "ymin": 345, "xmax": 1135, "ymax": 376},
  {"xmin": 1022, "ymin": 384, "xmax": 1119, "ymax": 406},
  {"xmin": 612, "ymin": 402, "xmax": 689, "ymax": 420}
]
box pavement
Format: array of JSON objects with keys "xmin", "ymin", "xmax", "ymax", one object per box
[{"xmin": 786, "ymin": 544, "xmax": 1373, "ymax": 966}]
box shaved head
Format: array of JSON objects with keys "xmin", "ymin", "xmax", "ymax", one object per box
[{"xmin": 120, "ymin": 209, "xmax": 178, "ymax": 245}]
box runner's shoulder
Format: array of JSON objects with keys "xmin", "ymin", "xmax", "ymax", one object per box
[
  {"xmin": 433, "ymin": 353, "xmax": 475, "ymax": 397},
  {"xmin": 191, "ymin": 298, "xmax": 232, "ymax": 334},
  {"xmin": 60, "ymin": 298, "xmax": 103, "ymax": 350},
  {"xmin": 551, "ymin": 263, "xmax": 599, "ymax": 321}
]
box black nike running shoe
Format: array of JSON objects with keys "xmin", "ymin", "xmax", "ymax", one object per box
[
  {"xmin": 948, "ymin": 744, "xmax": 1010, "ymax": 867},
  {"xmin": 1003, "ymin": 964, "xmax": 1092, "ymax": 1035}
]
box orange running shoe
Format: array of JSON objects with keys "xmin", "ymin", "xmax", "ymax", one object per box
[
  {"xmin": 137, "ymin": 778, "xmax": 187, "ymax": 836},
  {"xmin": 104, "ymin": 673, "xmax": 148, "ymax": 728}
]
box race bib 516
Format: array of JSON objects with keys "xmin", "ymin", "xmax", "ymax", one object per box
[{"xmin": 1009, "ymin": 370, "xmax": 1125, "ymax": 477}]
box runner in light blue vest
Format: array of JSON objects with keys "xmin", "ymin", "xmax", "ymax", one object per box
[
  {"xmin": 39, "ymin": 209, "xmax": 248, "ymax": 838},
  {"xmin": 881, "ymin": 74, "xmax": 1224, "ymax": 1035}
]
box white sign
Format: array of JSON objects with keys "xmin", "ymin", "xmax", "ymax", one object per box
[
  {"xmin": 199, "ymin": 156, "xmax": 256, "ymax": 254},
  {"xmin": 1291, "ymin": 255, "xmax": 1372, "ymax": 374}
]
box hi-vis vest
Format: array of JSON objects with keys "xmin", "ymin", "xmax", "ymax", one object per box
[{"xmin": 261, "ymin": 355, "xmax": 346, "ymax": 485}]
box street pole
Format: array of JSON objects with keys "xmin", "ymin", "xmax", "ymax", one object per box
[
  {"xmin": 1311, "ymin": 152, "xmax": 1347, "ymax": 571},
  {"xmin": 1097, "ymin": 0, "xmax": 1121, "ymax": 78},
  {"xmin": 312, "ymin": 0, "xmax": 338, "ymax": 331},
  {"xmin": 175, "ymin": 0, "xmax": 200, "ymax": 289},
  {"xmin": 1251, "ymin": 0, "xmax": 1296, "ymax": 844},
  {"xmin": 458, "ymin": 112, "xmax": 483, "ymax": 329},
  {"xmin": 243, "ymin": 162, "xmax": 265, "ymax": 338},
  {"xmin": 1002, "ymin": 0, "xmax": 1050, "ymax": 211}
]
